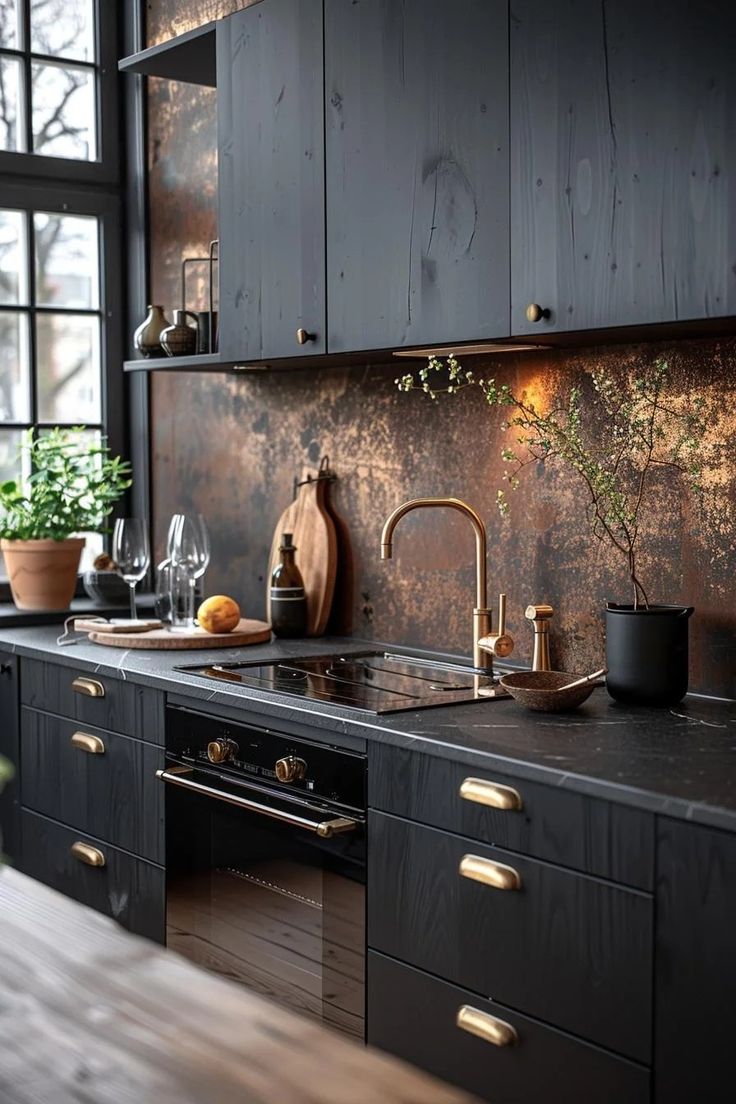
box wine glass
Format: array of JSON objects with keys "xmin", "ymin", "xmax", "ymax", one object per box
[
  {"xmin": 168, "ymin": 514, "xmax": 210, "ymax": 629},
  {"xmin": 112, "ymin": 518, "xmax": 150, "ymax": 621}
]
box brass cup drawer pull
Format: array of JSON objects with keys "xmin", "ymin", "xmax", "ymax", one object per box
[
  {"xmin": 459, "ymin": 853, "xmax": 522, "ymax": 891},
  {"xmin": 459, "ymin": 776, "xmax": 523, "ymax": 811},
  {"xmin": 70, "ymin": 841, "xmax": 106, "ymax": 868},
  {"xmin": 456, "ymin": 1005, "xmax": 518, "ymax": 1048},
  {"xmin": 70, "ymin": 731, "xmax": 105, "ymax": 755},
  {"xmin": 71, "ymin": 676, "xmax": 106, "ymax": 699}
]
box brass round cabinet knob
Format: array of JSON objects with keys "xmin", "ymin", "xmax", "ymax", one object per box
[
  {"xmin": 275, "ymin": 755, "xmax": 307, "ymax": 783},
  {"xmin": 525, "ymin": 303, "xmax": 547, "ymax": 323},
  {"xmin": 207, "ymin": 738, "xmax": 238, "ymax": 764},
  {"xmin": 296, "ymin": 327, "xmax": 314, "ymax": 345}
]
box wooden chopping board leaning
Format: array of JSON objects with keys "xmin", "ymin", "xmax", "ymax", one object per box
[{"xmin": 267, "ymin": 458, "xmax": 338, "ymax": 636}]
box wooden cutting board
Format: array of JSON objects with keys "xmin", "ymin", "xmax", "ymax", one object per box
[
  {"xmin": 267, "ymin": 473, "xmax": 338, "ymax": 636},
  {"xmin": 88, "ymin": 619, "xmax": 271, "ymax": 650}
]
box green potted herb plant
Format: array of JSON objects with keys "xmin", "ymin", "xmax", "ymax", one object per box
[
  {"xmin": 0, "ymin": 429, "xmax": 132, "ymax": 611},
  {"xmin": 396, "ymin": 356, "xmax": 708, "ymax": 706}
]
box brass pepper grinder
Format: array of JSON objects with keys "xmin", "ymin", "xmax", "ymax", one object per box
[{"xmin": 525, "ymin": 604, "xmax": 554, "ymax": 671}]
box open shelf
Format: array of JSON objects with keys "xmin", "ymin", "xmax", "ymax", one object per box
[
  {"xmin": 118, "ymin": 22, "xmax": 217, "ymax": 86},
  {"xmin": 124, "ymin": 353, "xmax": 229, "ymax": 372}
]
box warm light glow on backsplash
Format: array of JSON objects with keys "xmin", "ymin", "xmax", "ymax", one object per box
[{"xmin": 516, "ymin": 369, "xmax": 551, "ymax": 417}]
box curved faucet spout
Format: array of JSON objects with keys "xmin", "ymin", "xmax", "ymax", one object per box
[{"xmin": 380, "ymin": 497, "xmax": 492, "ymax": 670}]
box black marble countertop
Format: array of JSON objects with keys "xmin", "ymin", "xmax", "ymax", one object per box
[{"xmin": 2, "ymin": 625, "xmax": 736, "ymax": 832}]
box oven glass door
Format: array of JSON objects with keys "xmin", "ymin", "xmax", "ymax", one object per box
[{"xmin": 165, "ymin": 773, "xmax": 366, "ymax": 1041}]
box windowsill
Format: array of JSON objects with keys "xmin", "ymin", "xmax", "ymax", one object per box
[{"xmin": 0, "ymin": 594, "xmax": 156, "ymax": 629}]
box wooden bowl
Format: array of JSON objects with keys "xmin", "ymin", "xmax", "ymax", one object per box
[{"xmin": 499, "ymin": 670, "xmax": 598, "ymax": 712}]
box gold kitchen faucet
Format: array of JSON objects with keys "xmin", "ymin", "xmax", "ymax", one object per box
[{"xmin": 380, "ymin": 497, "xmax": 513, "ymax": 673}]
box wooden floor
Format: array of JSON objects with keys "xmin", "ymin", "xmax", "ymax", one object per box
[{"xmin": 0, "ymin": 868, "xmax": 477, "ymax": 1104}]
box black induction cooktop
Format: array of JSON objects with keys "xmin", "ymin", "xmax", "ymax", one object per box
[{"xmin": 177, "ymin": 651, "xmax": 510, "ymax": 714}]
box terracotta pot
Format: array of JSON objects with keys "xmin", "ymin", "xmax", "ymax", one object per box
[{"xmin": 1, "ymin": 537, "xmax": 85, "ymax": 610}]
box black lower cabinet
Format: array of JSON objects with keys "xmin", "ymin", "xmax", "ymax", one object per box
[
  {"xmin": 20, "ymin": 708, "xmax": 164, "ymax": 863},
  {"xmin": 655, "ymin": 819, "xmax": 736, "ymax": 1103},
  {"xmin": 368, "ymin": 811, "xmax": 652, "ymax": 1062},
  {"xmin": 0, "ymin": 652, "xmax": 19, "ymax": 863},
  {"xmin": 21, "ymin": 809, "xmax": 165, "ymax": 943},
  {"xmin": 367, "ymin": 953, "xmax": 650, "ymax": 1104}
]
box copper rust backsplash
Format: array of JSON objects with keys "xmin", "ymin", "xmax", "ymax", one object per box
[
  {"xmin": 146, "ymin": 0, "xmax": 736, "ymax": 698},
  {"xmin": 150, "ymin": 339, "xmax": 736, "ymax": 698}
]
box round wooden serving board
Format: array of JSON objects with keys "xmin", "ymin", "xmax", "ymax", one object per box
[{"xmin": 88, "ymin": 618, "xmax": 272, "ymax": 650}]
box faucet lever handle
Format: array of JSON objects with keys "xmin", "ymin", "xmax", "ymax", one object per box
[
  {"xmin": 498, "ymin": 593, "xmax": 507, "ymax": 637},
  {"xmin": 477, "ymin": 594, "xmax": 514, "ymax": 660}
]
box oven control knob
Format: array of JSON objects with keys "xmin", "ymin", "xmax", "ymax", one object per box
[
  {"xmin": 207, "ymin": 738, "xmax": 238, "ymax": 764},
  {"xmin": 275, "ymin": 755, "xmax": 307, "ymax": 783}
]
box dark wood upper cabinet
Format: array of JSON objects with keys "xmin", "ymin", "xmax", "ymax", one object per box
[
  {"xmin": 511, "ymin": 0, "xmax": 736, "ymax": 335},
  {"xmin": 217, "ymin": 0, "xmax": 326, "ymax": 361},
  {"xmin": 325, "ymin": 0, "xmax": 509, "ymax": 353}
]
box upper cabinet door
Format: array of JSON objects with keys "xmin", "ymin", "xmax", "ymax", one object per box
[
  {"xmin": 325, "ymin": 0, "xmax": 509, "ymax": 354},
  {"xmin": 511, "ymin": 0, "xmax": 736, "ymax": 336},
  {"xmin": 217, "ymin": 0, "xmax": 326, "ymax": 361}
]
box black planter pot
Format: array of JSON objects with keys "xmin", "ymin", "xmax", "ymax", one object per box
[{"xmin": 605, "ymin": 604, "xmax": 694, "ymax": 706}]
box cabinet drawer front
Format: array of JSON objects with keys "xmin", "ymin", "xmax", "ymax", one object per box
[
  {"xmin": 20, "ymin": 658, "xmax": 164, "ymax": 744},
  {"xmin": 20, "ymin": 709, "xmax": 164, "ymax": 863},
  {"xmin": 21, "ymin": 810, "xmax": 164, "ymax": 943},
  {"xmin": 368, "ymin": 744, "xmax": 653, "ymax": 890},
  {"xmin": 368, "ymin": 812, "xmax": 652, "ymax": 1062},
  {"xmin": 368, "ymin": 952, "xmax": 650, "ymax": 1104}
]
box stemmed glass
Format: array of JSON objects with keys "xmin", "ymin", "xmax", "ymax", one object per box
[
  {"xmin": 168, "ymin": 514, "xmax": 210, "ymax": 629},
  {"xmin": 112, "ymin": 518, "xmax": 150, "ymax": 621}
]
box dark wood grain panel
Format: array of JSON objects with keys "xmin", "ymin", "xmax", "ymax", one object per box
[
  {"xmin": 217, "ymin": 0, "xmax": 326, "ymax": 361},
  {"xmin": 0, "ymin": 868, "xmax": 476, "ymax": 1104},
  {"xmin": 368, "ymin": 952, "xmax": 650, "ymax": 1104},
  {"xmin": 368, "ymin": 744, "xmax": 654, "ymax": 890},
  {"xmin": 20, "ymin": 658, "xmax": 165, "ymax": 744},
  {"xmin": 325, "ymin": 0, "xmax": 509, "ymax": 352},
  {"xmin": 20, "ymin": 708, "xmax": 164, "ymax": 863},
  {"xmin": 655, "ymin": 818, "xmax": 736, "ymax": 1102},
  {"xmin": 511, "ymin": 0, "xmax": 736, "ymax": 334},
  {"xmin": 0, "ymin": 652, "xmax": 19, "ymax": 863},
  {"xmin": 368, "ymin": 811, "xmax": 652, "ymax": 1062},
  {"xmin": 20, "ymin": 809, "xmax": 165, "ymax": 942}
]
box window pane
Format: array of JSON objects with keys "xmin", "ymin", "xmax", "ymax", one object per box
[
  {"xmin": 0, "ymin": 428, "xmax": 23, "ymax": 486},
  {"xmin": 36, "ymin": 313, "xmax": 101, "ymax": 423},
  {"xmin": 0, "ymin": 0, "xmax": 22, "ymax": 48},
  {"xmin": 0, "ymin": 209, "xmax": 28, "ymax": 305},
  {"xmin": 31, "ymin": 61, "xmax": 96, "ymax": 160},
  {"xmin": 0, "ymin": 55, "xmax": 25, "ymax": 152},
  {"xmin": 30, "ymin": 0, "xmax": 95, "ymax": 62},
  {"xmin": 35, "ymin": 212, "xmax": 99, "ymax": 309},
  {"xmin": 0, "ymin": 311, "xmax": 30, "ymax": 422}
]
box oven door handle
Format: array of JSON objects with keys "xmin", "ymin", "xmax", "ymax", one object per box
[{"xmin": 156, "ymin": 765, "xmax": 358, "ymax": 839}]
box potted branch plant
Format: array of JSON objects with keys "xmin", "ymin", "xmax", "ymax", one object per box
[
  {"xmin": 396, "ymin": 356, "xmax": 708, "ymax": 706},
  {"xmin": 0, "ymin": 429, "xmax": 132, "ymax": 611}
]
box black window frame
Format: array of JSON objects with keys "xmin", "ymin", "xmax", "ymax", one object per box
[
  {"xmin": 0, "ymin": 0, "xmax": 120, "ymax": 184},
  {"xmin": 0, "ymin": 0, "xmax": 126, "ymax": 602}
]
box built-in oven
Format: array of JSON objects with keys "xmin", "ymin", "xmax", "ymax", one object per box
[{"xmin": 159, "ymin": 705, "xmax": 366, "ymax": 1041}]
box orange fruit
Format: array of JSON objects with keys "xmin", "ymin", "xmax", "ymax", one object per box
[{"xmin": 197, "ymin": 595, "xmax": 241, "ymax": 634}]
